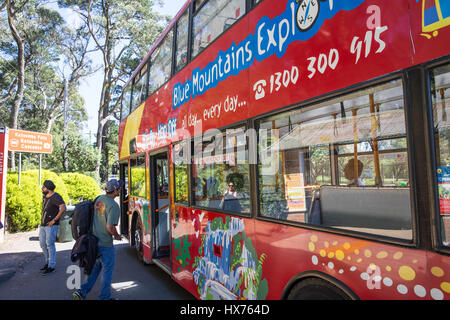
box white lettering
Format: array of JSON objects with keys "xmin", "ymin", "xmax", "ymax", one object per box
[
  {"xmin": 66, "ymin": 265, "xmax": 81, "ymax": 290},
  {"xmin": 279, "ymin": 18, "xmax": 290, "ymax": 54},
  {"xmin": 266, "ymin": 24, "xmax": 277, "ymax": 52},
  {"xmin": 257, "ymin": 22, "xmax": 266, "ymax": 55}
]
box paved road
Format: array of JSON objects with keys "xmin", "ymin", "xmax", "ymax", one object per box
[{"xmin": 0, "ymin": 230, "xmax": 194, "ymax": 300}]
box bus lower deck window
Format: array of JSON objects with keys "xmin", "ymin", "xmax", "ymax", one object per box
[
  {"xmin": 256, "ymin": 79, "xmax": 413, "ymax": 240},
  {"xmin": 192, "ymin": 126, "xmax": 250, "ymax": 214}
]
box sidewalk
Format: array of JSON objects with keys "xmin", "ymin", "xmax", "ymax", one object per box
[
  {"xmin": 0, "ymin": 229, "xmax": 42, "ymax": 283},
  {"xmin": 0, "ymin": 229, "xmax": 74, "ymax": 284}
]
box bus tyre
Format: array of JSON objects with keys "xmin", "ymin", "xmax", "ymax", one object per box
[
  {"xmin": 134, "ymin": 216, "xmax": 144, "ymax": 263},
  {"xmin": 287, "ymin": 278, "xmax": 351, "ymax": 300}
]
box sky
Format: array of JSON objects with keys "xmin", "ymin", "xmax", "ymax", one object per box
[{"xmin": 73, "ymin": 0, "xmax": 185, "ymax": 143}]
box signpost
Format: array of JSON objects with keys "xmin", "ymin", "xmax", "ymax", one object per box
[
  {"xmin": 0, "ymin": 128, "xmax": 52, "ymax": 243},
  {"xmin": 0, "ymin": 128, "xmax": 8, "ymax": 243},
  {"xmin": 8, "ymin": 129, "xmax": 52, "ymax": 187},
  {"xmin": 8, "ymin": 129, "xmax": 52, "ymax": 154}
]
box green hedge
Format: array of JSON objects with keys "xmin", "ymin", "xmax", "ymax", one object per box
[
  {"xmin": 6, "ymin": 173, "xmax": 43, "ymax": 232},
  {"xmin": 5, "ymin": 170, "xmax": 100, "ymax": 232},
  {"xmin": 60, "ymin": 172, "xmax": 101, "ymax": 204}
]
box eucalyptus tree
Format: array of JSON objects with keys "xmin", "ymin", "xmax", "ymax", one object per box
[
  {"xmin": 57, "ymin": 0, "xmax": 170, "ymax": 180},
  {"xmin": 0, "ymin": 0, "xmax": 94, "ymax": 170}
]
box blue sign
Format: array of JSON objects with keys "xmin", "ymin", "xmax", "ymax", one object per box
[
  {"xmin": 172, "ymin": 0, "xmax": 366, "ymax": 110},
  {"xmin": 437, "ymin": 166, "xmax": 450, "ymax": 184}
]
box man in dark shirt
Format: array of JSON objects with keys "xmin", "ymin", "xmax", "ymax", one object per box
[{"xmin": 39, "ymin": 180, "xmax": 66, "ymax": 275}]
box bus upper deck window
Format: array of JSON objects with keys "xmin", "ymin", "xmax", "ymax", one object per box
[
  {"xmin": 149, "ymin": 30, "xmax": 174, "ymax": 95},
  {"xmin": 430, "ymin": 64, "xmax": 450, "ymax": 247},
  {"xmin": 256, "ymin": 79, "xmax": 413, "ymax": 240},
  {"xmin": 192, "ymin": 0, "xmax": 246, "ymax": 58},
  {"xmin": 175, "ymin": 10, "xmax": 189, "ymax": 73},
  {"xmin": 131, "ymin": 65, "xmax": 148, "ymax": 112},
  {"xmin": 122, "ymin": 85, "xmax": 132, "ymax": 119}
]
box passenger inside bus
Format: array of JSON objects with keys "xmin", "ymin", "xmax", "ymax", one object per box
[
  {"xmin": 343, "ymin": 158, "xmax": 365, "ymax": 186},
  {"xmin": 220, "ymin": 181, "xmax": 242, "ymax": 212},
  {"xmin": 219, "ymin": 173, "xmax": 248, "ymax": 212}
]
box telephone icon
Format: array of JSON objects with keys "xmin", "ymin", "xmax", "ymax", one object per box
[{"xmin": 253, "ymin": 80, "xmax": 267, "ymax": 100}]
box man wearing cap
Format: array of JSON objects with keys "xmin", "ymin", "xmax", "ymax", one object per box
[
  {"xmin": 40, "ymin": 180, "xmax": 66, "ymax": 275},
  {"xmin": 73, "ymin": 179, "xmax": 123, "ymax": 300}
]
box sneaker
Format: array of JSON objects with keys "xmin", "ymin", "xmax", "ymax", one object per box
[
  {"xmin": 42, "ymin": 267, "xmax": 55, "ymax": 275},
  {"xmin": 40, "ymin": 264, "xmax": 48, "ymax": 271},
  {"xmin": 73, "ymin": 289, "xmax": 85, "ymax": 300}
]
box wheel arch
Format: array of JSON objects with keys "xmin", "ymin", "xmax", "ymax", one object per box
[{"xmin": 280, "ymin": 270, "xmax": 360, "ymax": 300}]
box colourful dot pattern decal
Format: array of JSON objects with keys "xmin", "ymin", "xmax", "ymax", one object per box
[{"xmin": 307, "ymin": 235, "xmax": 450, "ymax": 300}]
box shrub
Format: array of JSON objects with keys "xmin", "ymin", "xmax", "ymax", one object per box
[
  {"xmin": 60, "ymin": 172, "xmax": 101, "ymax": 204},
  {"xmin": 80, "ymin": 171, "xmax": 100, "ymax": 185},
  {"xmin": 6, "ymin": 173, "xmax": 42, "ymax": 232},
  {"xmin": 5, "ymin": 170, "xmax": 69, "ymax": 232},
  {"xmin": 23, "ymin": 170, "xmax": 70, "ymax": 202}
]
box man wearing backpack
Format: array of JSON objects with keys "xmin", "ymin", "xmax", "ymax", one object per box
[{"xmin": 73, "ymin": 179, "xmax": 123, "ymax": 300}]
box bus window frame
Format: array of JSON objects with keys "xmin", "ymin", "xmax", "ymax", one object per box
[
  {"xmin": 426, "ymin": 59, "xmax": 450, "ymax": 255},
  {"xmin": 129, "ymin": 153, "xmax": 148, "ymax": 200},
  {"xmin": 118, "ymin": 95, "xmax": 124, "ymax": 123},
  {"xmin": 253, "ymin": 74, "xmax": 419, "ymax": 247},
  {"xmin": 188, "ymin": 120, "xmax": 253, "ymax": 218},
  {"xmin": 252, "ymin": 0, "xmax": 263, "ymax": 7}
]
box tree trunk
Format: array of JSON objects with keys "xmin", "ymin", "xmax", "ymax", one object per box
[
  {"xmin": 95, "ymin": 58, "xmax": 114, "ymax": 182},
  {"xmin": 7, "ymin": 0, "xmax": 27, "ymax": 171},
  {"xmin": 96, "ymin": 102, "xmax": 112, "ymax": 182}
]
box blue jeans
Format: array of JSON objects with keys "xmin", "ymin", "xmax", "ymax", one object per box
[
  {"xmin": 80, "ymin": 245, "xmax": 115, "ymax": 300},
  {"xmin": 39, "ymin": 225, "xmax": 59, "ymax": 268}
]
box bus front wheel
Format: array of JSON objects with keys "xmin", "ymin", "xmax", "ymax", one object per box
[
  {"xmin": 287, "ymin": 278, "xmax": 352, "ymax": 300},
  {"xmin": 133, "ymin": 215, "xmax": 144, "ymax": 262}
]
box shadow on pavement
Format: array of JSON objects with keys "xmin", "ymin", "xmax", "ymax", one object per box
[
  {"xmin": 0, "ymin": 241, "xmax": 194, "ymax": 300},
  {"xmin": 0, "ymin": 251, "xmax": 41, "ymax": 283}
]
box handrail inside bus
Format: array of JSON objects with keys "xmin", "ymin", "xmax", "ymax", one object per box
[{"xmin": 156, "ymin": 204, "xmax": 170, "ymax": 213}]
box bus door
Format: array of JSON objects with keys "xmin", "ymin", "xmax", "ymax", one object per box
[
  {"xmin": 150, "ymin": 151, "xmax": 171, "ymax": 271},
  {"xmin": 119, "ymin": 162, "xmax": 129, "ymax": 236}
]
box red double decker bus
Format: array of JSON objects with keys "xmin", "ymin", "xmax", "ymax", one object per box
[{"xmin": 116, "ymin": 0, "xmax": 450, "ymax": 300}]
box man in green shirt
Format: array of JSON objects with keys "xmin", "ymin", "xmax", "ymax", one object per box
[{"xmin": 73, "ymin": 179, "xmax": 123, "ymax": 300}]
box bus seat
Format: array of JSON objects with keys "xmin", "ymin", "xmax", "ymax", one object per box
[
  {"xmin": 311, "ymin": 186, "xmax": 412, "ymax": 230},
  {"xmin": 308, "ymin": 189, "xmax": 322, "ymax": 225}
]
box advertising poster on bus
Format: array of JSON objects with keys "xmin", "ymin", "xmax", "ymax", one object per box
[{"xmin": 438, "ymin": 166, "xmax": 450, "ymax": 214}]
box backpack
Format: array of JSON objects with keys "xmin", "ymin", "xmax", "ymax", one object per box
[{"xmin": 71, "ymin": 196, "xmax": 100, "ymax": 240}]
